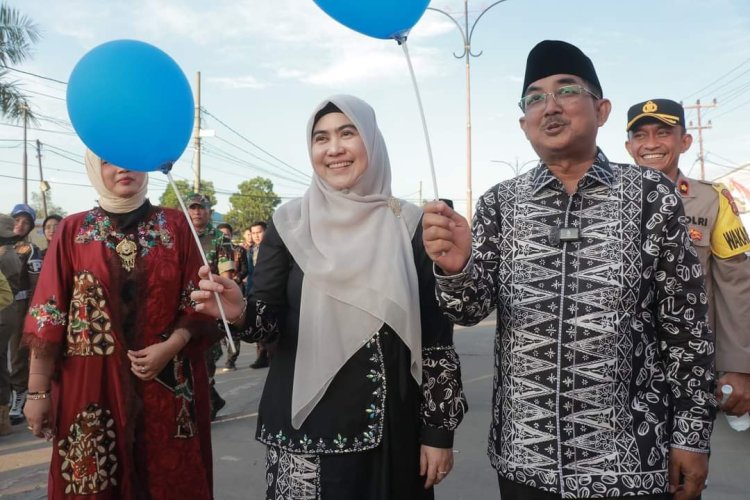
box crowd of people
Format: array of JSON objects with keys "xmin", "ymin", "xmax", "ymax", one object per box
[{"xmin": 0, "ymin": 38, "xmax": 747, "ymax": 500}]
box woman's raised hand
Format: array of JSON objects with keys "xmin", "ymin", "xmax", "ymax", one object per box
[
  {"xmin": 190, "ymin": 265, "xmax": 245, "ymax": 320},
  {"xmin": 422, "ymin": 201, "xmax": 472, "ymax": 275}
]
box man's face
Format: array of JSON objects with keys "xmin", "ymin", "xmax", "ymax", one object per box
[
  {"xmin": 218, "ymin": 227, "xmax": 232, "ymax": 238},
  {"xmin": 188, "ymin": 204, "xmax": 210, "ymax": 230},
  {"xmin": 625, "ymin": 122, "xmax": 692, "ymax": 181},
  {"xmin": 243, "ymin": 229, "xmax": 252, "ymax": 246},
  {"xmin": 519, "ymin": 74, "xmax": 610, "ymax": 162},
  {"xmin": 13, "ymin": 214, "xmax": 33, "ymax": 237},
  {"xmin": 251, "ymin": 225, "xmax": 265, "ymax": 246}
]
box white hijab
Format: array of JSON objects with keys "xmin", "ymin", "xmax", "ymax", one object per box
[
  {"xmin": 85, "ymin": 149, "xmax": 148, "ymax": 213},
  {"xmin": 273, "ymin": 95, "xmax": 423, "ymax": 429}
]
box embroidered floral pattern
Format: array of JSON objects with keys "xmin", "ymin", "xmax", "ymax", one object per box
[
  {"xmin": 265, "ymin": 446, "xmax": 320, "ymax": 500},
  {"xmin": 179, "ymin": 281, "xmax": 198, "ymax": 312},
  {"xmin": 75, "ymin": 207, "xmax": 173, "ymax": 257},
  {"xmin": 66, "ymin": 272, "xmax": 115, "ymax": 357},
  {"xmin": 258, "ymin": 333, "xmax": 387, "ymax": 455},
  {"xmin": 58, "ymin": 404, "xmax": 118, "ymax": 495},
  {"xmin": 227, "ymin": 300, "xmax": 280, "ymax": 344},
  {"xmin": 29, "ymin": 296, "xmax": 67, "ymax": 329}
]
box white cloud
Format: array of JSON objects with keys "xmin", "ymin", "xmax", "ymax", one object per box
[
  {"xmin": 275, "ymin": 67, "xmax": 306, "ymax": 79},
  {"xmin": 33, "ymin": 0, "xmax": 454, "ymax": 89},
  {"xmin": 208, "ymin": 75, "xmax": 267, "ymax": 89}
]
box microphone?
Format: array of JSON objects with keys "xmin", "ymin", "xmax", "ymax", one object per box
[{"xmin": 549, "ymin": 226, "xmax": 580, "ymax": 246}]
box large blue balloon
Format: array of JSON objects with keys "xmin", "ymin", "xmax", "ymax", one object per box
[
  {"xmin": 67, "ymin": 40, "xmax": 193, "ymax": 172},
  {"xmin": 313, "ymin": 0, "xmax": 430, "ymax": 40}
]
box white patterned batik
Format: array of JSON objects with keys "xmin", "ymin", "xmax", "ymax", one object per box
[{"xmin": 435, "ymin": 150, "xmax": 716, "ymax": 498}]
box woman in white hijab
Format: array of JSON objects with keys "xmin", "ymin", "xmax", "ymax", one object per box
[
  {"xmin": 193, "ymin": 95, "xmax": 467, "ymax": 499},
  {"xmin": 23, "ymin": 152, "xmax": 217, "ymax": 498}
]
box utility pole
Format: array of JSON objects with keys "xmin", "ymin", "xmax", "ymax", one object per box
[
  {"xmin": 683, "ymin": 98, "xmax": 717, "ymax": 180},
  {"xmin": 22, "ymin": 105, "xmax": 28, "ymax": 204},
  {"xmin": 428, "ymin": 0, "xmax": 508, "ymax": 221},
  {"xmin": 36, "ymin": 140, "xmax": 48, "ymax": 218},
  {"xmin": 193, "ymin": 71, "xmax": 202, "ymax": 193}
]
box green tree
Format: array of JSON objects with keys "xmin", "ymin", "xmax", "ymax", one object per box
[
  {"xmin": 225, "ymin": 177, "xmax": 281, "ymax": 232},
  {"xmin": 0, "ymin": 2, "xmax": 40, "ymax": 122},
  {"xmin": 158, "ymin": 179, "xmax": 217, "ymax": 210},
  {"xmin": 30, "ymin": 191, "xmax": 67, "ymax": 218}
]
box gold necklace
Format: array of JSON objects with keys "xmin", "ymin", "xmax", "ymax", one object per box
[{"xmin": 115, "ymin": 238, "xmax": 138, "ymax": 272}]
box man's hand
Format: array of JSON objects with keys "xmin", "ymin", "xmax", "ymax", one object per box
[
  {"xmin": 669, "ymin": 448, "xmax": 708, "ymax": 500},
  {"xmin": 422, "ymin": 201, "xmax": 472, "ymax": 275},
  {"xmin": 717, "ymin": 372, "xmax": 750, "ymax": 415}
]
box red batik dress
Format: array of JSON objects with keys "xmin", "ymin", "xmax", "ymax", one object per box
[{"xmin": 24, "ymin": 203, "xmax": 217, "ymax": 499}]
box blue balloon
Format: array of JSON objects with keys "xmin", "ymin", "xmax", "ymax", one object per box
[
  {"xmin": 313, "ymin": 0, "xmax": 430, "ymax": 40},
  {"xmin": 66, "ymin": 40, "xmax": 194, "ymax": 172}
]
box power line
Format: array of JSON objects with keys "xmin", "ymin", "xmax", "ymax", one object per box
[
  {"xmin": 0, "ymin": 172, "xmax": 91, "ymax": 188},
  {"xmin": 24, "ymin": 88, "xmax": 66, "ymax": 101},
  {"xmin": 683, "ymin": 56, "xmax": 750, "ymax": 100},
  {"xmin": 214, "ymin": 135, "xmax": 311, "ymax": 182},
  {"xmin": 705, "ymin": 158, "xmax": 741, "ymax": 171},
  {"xmin": 34, "ymin": 112, "xmax": 74, "ymax": 130},
  {"xmin": 201, "ymin": 107, "xmax": 308, "ymax": 178},
  {"xmin": 696, "ymin": 67, "xmax": 750, "ymax": 102},
  {"xmin": 5, "ymin": 67, "xmax": 68, "ymax": 85},
  {"xmin": 0, "ymin": 121, "xmax": 76, "ymax": 135},
  {"xmin": 707, "ymin": 96, "xmax": 750, "ymax": 121},
  {"xmin": 202, "ymin": 143, "xmax": 309, "ymax": 186},
  {"xmin": 706, "ymin": 151, "xmax": 739, "ymax": 167}
]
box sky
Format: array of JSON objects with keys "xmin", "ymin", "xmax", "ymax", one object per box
[{"xmin": 2, "ymin": 0, "xmax": 750, "ymax": 219}]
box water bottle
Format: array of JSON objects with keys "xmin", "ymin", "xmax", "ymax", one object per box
[{"xmin": 720, "ymin": 384, "xmax": 750, "ymax": 432}]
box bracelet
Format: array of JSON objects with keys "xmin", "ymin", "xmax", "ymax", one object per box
[
  {"xmin": 27, "ymin": 391, "xmax": 51, "ymax": 400},
  {"xmin": 228, "ymin": 298, "xmax": 248, "ymax": 325},
  {"xmin": 172, "ymin": 330, "xmax": 191, "ymax": 346}
]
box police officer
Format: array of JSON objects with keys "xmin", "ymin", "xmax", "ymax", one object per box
[{"xmin": 625, "ymin": 98, "xmax": 750, "ymax": 418}]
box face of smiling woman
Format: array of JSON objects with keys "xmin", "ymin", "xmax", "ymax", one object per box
[
  {"xmin": 311, "ymin": 112, "xmax": 369, "ymax": 191},
  {"xmin": 100, "ymin": 161, "xmax": 148, "ymax": 198}
]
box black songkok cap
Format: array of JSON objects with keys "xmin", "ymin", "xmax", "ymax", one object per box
[
  {"xmin": 626, "ymin": 99, "xmax": 685, "ymax": 132},
  {"xmin": 522, "ymin": 40, "xmax": 602, "ymax": 97}
]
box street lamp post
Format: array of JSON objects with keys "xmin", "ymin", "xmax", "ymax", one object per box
[{"xmin": 428, "ymin": 0, "xmax": 508, "ymax": 221}]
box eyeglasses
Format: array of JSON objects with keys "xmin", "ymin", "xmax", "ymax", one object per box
[{"xmin": 518, "ymin": 84, "xmax": 600, "ymax": 113}]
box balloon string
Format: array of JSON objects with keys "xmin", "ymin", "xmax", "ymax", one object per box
[
  {"xmin": 400, "ymin": 40, "xmax": 439, "ymax": 200},
  {"xmin": 166, "ymin": 171, "xmax": 237, "ymax": 354}
]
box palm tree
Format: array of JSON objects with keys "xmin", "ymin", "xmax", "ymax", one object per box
[{"xmin": 0, "ymin": 2, "xmax": 40, "ymax": 122}]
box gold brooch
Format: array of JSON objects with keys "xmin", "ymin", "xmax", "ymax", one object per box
[
  {"xmin": 387, "ymin": 197, "xmax": 401, "ymax": 217},
  {"xmin": 115, "ymin": 238, "xmax": 138, "ymax": 272}
]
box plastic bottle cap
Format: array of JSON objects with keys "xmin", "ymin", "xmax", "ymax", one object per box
[{"xmin": 721, "ymin": 384, "xmax": 733, "ymax": 396}]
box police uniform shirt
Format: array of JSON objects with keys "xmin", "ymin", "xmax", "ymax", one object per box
[{"xmin": 676, "ymin": 171, "xmax": 750, "ymax": 374}]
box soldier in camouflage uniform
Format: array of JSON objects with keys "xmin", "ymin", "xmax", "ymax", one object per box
[{"xmin": 187, "ymin": 193, "xmax": 227, "ymax": 420}]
